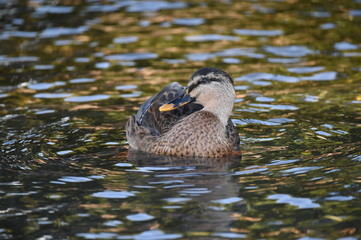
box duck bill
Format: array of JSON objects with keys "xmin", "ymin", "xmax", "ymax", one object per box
[{"xmin": 159, "ymin": 91, "xmax": 194, "ymax": 112}]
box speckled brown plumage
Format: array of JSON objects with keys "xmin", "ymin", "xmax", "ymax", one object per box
[{"xmin": 126, "ymin": 67, "xmax": 240, "ymax": 158}]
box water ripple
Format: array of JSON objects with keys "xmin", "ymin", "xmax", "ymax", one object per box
[
  {"xmin": 222, "ymin": 58, "xmax": 241, "ymax": 64},
  {"xmin": 233, "ymin": 167, "xmax": 268, "ymax": 175},
  {"xmin": 57, "ymin": 150, "xmax": 74, "ymax": 155},
  {"xmin": 84, "ymin": 1, "xmax": 188, "ymax": 13},
  {"xmin": 69, "ymin": 78, "xmax": 96, "ymax": 84},
  {"xmin": 28, "ymin": 81, "xmax": 66, "ymax": 90},
  {"xmin": 303, "ymin": 95, "xmax": 319, "ymax": 102},
  {"xmin": 234, "ymin": 29, "xmax": 283, "ymax": 36},
  {"xmin": 126, "ymin": 1, "xmax": 187, "ymax": 12},
  {"xmin": 310, "ymin": 11, "xmax": 330, "ymax": 18},
  {"xmin": 248, "ymin": 103, "xmax": 299, "ymax": 111},
  {"xmin": 179, "ymin": 188, "xmax": 212, "ymax": 195},
  {"xmin": 85, "ymin": 2, "xmax": 131, "ymax": 12},
  {"xmin": 325, "ymin": 195, "xmax": 355, "ymax": 201},
  {"xmin": 34, "ymin": 93, "xmax": 72, "ymax": 99},
  {"xmin": 0, "ymin": 31, "xmax": 37, "ymax": 40},
  {"xmin": 267, "ymin": 159, "xmax": 299, "ymax": 166},
  {"xmin": 6, "ymin": 191, "xmax": 37, "ymax": 196},
  {"xmin": 40, "ymin": 26, "xmax": 89, "ymax": 38},
  {"xmin": 116, "ymin": 85, "xmax": 137, "ymax": 90},
  {"xmin": 54, "ymin": 39, "xmax": 81, "ymax": 46},
  {"xmin": 287, "ymin": 66, "xmax": 325, "ymax": 73},
  {"xmin": 211, "ymin": 197, "xmax": 243, "ymax": 205},
  {"xmin": 115, "ymin": 162, "xmax": 133, "ymax": 167},
  {"xmin": 95, "ymin": 62, "xmax": 111, "ymax": 69},
  {"xmin": 235, "ymin": 72, "xmax": 299, "ymax": 83},
  {"xmin": 58, "ymin": 176, "xmax": 93, "ymax": 183},
  {"xmin": 105, "ymin": 52, "xmax": 158, "ymax": 61},
  {"xmin": 300, "ymin": 71, "xmax": 338, "ymax": 81},
  {"xmin": 314, "ymin": 130, "xmax": 332, "ymax": 137},
  {"xmin": 36, "ymin": 6, "xmax": 74, "ymax": 14},
  {"xmin": 255, "ymin": 96, "xmax": 275, "ymax": 102},
  {"xmin": 212, "ymin": 232, "xmax": 247, "ymax": 239},
  {"xmin": 162, "ymin": 59, "xmax": 187, "ymax": 64},
  {"xmin": 268, "ymin": 118, "xmax": 295, "ymax": 124},
  {"xmin": 281, "ymin": 167, "xmax": 322, "ymax": 175},
  {"xmin": 77, "ymin": 232, "xmax": 118, "ymax": 239},
  {"xmin": 0, "ymin": 56, "xmax": 39, "ymax": 64},
  {"xmin": 104, "ymin": 220, "xmax": 123, "ymax": 227},
  {"xmin": 34, "ymin": 65, "xmax": 54, "ymax": 70},
  {"xmin": 113, "ymin": 36, "xmax": 138, "ymax": 44},
  {"xmin": 173, "ymin": 18, "xmax": 204, "ymax": 26},
  {"xmin": 184, "ymin": 34, "xmax": 240, "ymax": 42},
  {"xmin": 185, "ymin": 52, "xmax": 215, "ymax": 61},
  {"xmin": 163, "ymin": 197, "xmax": 192, "ymax": 203},
  {"xmin": 334, "ymin": 41, "xmax": 359, "ymax": 51},
  {"xmin": 64, "ymin": 94, "xmax": 110, "ymax": 102},
  {"xmin": 91, "ymin": 190, "xmax": 135, "ymax": 199},
  {"xmin": 268, "ymin": 194, "xmax": 320, "ymax": 209},
  {"xmin": 320, "ymin": 22, "xmax": 337, "ymax": 29},
  {"xmin": 118, "ymin": 230, "xmax": 182, "ymax": 240},
  {"xmin": 268, "ymin": 58, "xmax": 302, "ymax": 64},
  {"xmin": 185, "ymin": 48, "xmax": 266, "ymax": 61},
  {"xmin": 264, "ymin": 45, "xmax": 315, "ymax": 57},
  {"xmin": 126, "ymin": 213, "xmax": 154, "ymax": 221},
  {"xmin": 349, "ymin": 9, "xmax": 361, "ymax": 16},
  {"xmin": 217, "ymin": 48, "xmax": 265, "ymax": 58}
]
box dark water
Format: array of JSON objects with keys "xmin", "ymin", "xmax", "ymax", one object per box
[{"xmin": 1, "ymin": 0, "xmax": 361, "ymax": 239}]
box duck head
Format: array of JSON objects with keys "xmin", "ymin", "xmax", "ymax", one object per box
[{"xmin": 159, "ymin": 67, "xmax": 235, "ymax": 125}]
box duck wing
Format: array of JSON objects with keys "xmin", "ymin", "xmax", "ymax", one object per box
[
  {"xmin": 226, "ymin": 119, "xmax": 240, "ymax": 150},
  {"xmin": 135, "ymin": 82, "xmax": 203, "ymax": 135}
]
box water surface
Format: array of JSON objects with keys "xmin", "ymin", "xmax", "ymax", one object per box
[{"xmin": 1, "ymin": 0, "xmax": 361, "ymax": 239}]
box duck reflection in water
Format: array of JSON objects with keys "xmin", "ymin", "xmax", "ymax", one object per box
[
  {"xmin": 126, "ymin": 67, "xmax": 240, "ymax": 158},
  {"xmin": 125, "ymin": 150, "xmax": 244, "ymax": 235}
]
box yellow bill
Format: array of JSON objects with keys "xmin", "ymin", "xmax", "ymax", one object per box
[{"xmin": 159, "ymin": 91, "xmax": 195, "ymax": 112}]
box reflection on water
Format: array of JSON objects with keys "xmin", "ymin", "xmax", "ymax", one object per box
[{"xmin": 1, "ymin": 0, "xmax": 361, "ymax": 239}]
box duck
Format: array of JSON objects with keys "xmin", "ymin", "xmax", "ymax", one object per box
[{"xmin": 126, "ymin": 67, "xmax": 240, "ymax": 158}]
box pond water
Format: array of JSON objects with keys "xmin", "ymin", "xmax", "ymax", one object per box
[{"xmin": 1, "ymin": 0, "xmax": 361, "ymax": 239}]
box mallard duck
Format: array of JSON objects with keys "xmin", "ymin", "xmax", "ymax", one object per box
[{"xmin": 126, "ymin": 67, "xmax": 240, "ymax": 158}]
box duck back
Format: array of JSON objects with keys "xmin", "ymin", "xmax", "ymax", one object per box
[{"xmin": 135, "ymin": 82, "xmax": 203, "ymax": 135}]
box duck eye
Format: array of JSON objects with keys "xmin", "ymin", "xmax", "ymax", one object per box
[
  {"xmin": 199, "ymin": 78, "xmax": 208, "ymax": 84},
  {"xmin": 187, "ymin": 78, "xmax": 209, "ymax": 94}
]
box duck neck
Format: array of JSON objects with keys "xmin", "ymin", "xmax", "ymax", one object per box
[{"xmin": 202, "ymin": 97, "xmax": 234, "ymax": 126}]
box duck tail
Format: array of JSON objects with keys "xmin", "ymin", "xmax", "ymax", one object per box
[{"xmin": 126, "ymin": 115, "xmax": 154, "ymax": 150}]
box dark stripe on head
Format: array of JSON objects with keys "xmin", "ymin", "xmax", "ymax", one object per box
[
  {"xmin": 187, "ymin": 68, "xmax": 233, "ymax": 94},
  {"xmin": 187, "ymin": 77, "xmax": 221, "ymax": 94}
]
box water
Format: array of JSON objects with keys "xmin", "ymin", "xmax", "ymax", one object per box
[{"xmin": 1, "ymin": 0, "xmax": 361, "ymax": 239}]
